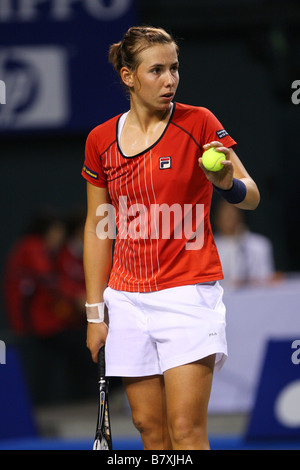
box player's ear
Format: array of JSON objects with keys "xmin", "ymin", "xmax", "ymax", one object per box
[{"xmin": 120, "ymin": 67, "xmax": 134, "ymax": 89}]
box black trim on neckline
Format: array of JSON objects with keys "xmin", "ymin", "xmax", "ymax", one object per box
[{"xmin": 116, "ymin": 102, "xmax": 177, "ymax": 159}]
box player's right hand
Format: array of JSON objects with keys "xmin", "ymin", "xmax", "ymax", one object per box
[{"xmin": 86, "ymin": 322, "xmax": 108, "ymax": 363}]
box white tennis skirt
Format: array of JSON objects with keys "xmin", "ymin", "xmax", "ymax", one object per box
[{"xmin": 103, "ymin": 282, "xmax": 227, "ymax": 377}]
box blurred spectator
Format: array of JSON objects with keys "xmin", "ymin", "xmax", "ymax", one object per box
[
  {"xmin": 4, "ymin": 209, "xmax": 67, "ymax": 336},
  {"xmin": 212, "ymin": 199, "xmax": 278, "ymax": 288},
  {"xmin": 56, "ymin": 209, "xmax": 86, "ymax": 326},
  {"xmin": 3, "ymin": 209, "xmax": 95, "ymax": 405}
]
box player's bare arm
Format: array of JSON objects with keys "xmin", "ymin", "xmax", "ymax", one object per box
[{"xmin": 84, "ymin": 183, "xmax": 113, "ymax": 362}]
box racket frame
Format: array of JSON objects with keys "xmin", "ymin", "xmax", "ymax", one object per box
[{"xmin": 93, "ymin": 347, "xmax": 112, "ymax": 450}]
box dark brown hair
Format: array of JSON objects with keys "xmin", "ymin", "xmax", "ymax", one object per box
[{"xmin": 108, "ymin": 26, "xmax": 179, "ymax": 83}]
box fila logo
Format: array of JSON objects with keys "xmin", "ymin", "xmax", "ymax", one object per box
[{"xmin": 159, "ymin": 156, "xmax": 171, "ymax": 169}]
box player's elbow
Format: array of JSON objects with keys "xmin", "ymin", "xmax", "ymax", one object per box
[
  {"xmin": 248, "ymin": 183, "xmax": 260, "ymax": 210},
  {"xmin": 236, "ymin": 182, "xmax": 260, "ymax": 210}
]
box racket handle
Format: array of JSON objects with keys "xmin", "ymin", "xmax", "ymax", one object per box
[{"xmin": 98, "ymin": 346, "xmax": 106, "ymax": 378}]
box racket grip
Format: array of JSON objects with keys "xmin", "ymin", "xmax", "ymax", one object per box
[{"xmin": 98, "ymin": 346, "xmax": 106, "ymax": 378}]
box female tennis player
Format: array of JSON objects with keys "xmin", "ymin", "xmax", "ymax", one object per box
[{"xmin": 82, "ymin": 26, "xmax": 260, "ymax": 450}]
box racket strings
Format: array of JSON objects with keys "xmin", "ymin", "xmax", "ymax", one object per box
[{"xmin": 93, "ymin": 437, "xmax": 110, "ymax": 450}]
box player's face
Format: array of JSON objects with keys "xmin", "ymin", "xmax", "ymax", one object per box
[{"xmin": 132, "ymin": 43, "xmax": 179, "ymax": 112}]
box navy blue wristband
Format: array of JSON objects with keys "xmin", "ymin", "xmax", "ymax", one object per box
[{"xmin": 213, "ymin": 178, "xmax": 247, "ymax": 204}]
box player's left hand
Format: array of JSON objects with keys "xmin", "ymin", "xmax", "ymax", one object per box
[{"xmin": 198, "ymin": 141, "xmax": 234, "ymax": 190}]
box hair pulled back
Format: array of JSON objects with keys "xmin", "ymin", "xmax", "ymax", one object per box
[{"xmin": 108, "ymin": 26, "xmax": 179, "ymax": 82}]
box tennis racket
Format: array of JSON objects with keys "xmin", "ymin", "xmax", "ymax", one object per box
[{"xmin": 93, "ymin": 346, "xmax": 113, "ymax": 450}]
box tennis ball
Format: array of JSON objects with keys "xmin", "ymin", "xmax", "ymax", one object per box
[{"xmin": 202, "ymin": 147, "xmax": 226, "ymax": 172}]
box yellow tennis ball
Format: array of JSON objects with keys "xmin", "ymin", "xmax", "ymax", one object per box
[{"xmin": 202, "ymin": 147, "xmax": 226, "ymax": 172}]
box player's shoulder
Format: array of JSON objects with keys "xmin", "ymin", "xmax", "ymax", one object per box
[
  {"xmin": 173, "ymin": 102, "xmax": 215, "ymax": 123},
  {"xmin": 90, "ymin": 113, "xmax": 121, "ymax": 134},
  {"xmin": 86, "ymin": 113, "xmax": 121, "ymax": 151}
]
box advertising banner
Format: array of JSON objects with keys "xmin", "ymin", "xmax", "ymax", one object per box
[{"xmin": 0, "ymin": 0, "xmax": 136, "ymax": 134}]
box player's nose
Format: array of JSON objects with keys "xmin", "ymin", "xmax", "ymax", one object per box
[{"xmin": 164, "ymin": 70, "xmax": 175, "ymax": 87}]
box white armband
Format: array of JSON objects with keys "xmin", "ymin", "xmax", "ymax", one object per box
[{"xmin": 85, "ymin": 302, "xmax": 105, "ymax": 323}]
